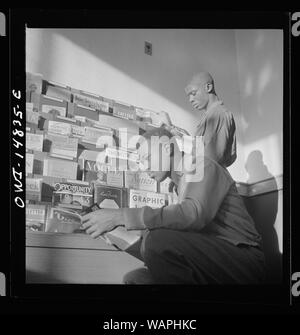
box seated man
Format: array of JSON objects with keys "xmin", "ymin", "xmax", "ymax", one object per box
[{"xmin": 81, "ymin": 126, "xmax": 265, "ymax": 285}]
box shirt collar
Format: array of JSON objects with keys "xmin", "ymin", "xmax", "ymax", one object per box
[
  {"xmin": 207, "ymin": 100, "xmax": 223, "ymax": 113},
  {"xmin": 197, "ymin": 100, "xmax": 223, "ymax": 128}
]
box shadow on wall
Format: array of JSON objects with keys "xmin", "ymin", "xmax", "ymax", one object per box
[
  {"xmin": 245, "ymin": 150, "xmax": 272, "ymax": 184},
  {"xmin": 244, "ymin": 150, "xmax": 282, "ymax": 283}
]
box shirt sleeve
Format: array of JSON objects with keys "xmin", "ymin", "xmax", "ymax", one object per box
[
  {"xmin": 120, "ymin": 160, "xmax": 233, "ymax": 232},
  {"xmin": 203, "ymin": 111, "xmax": 236, "ymax": 166}
]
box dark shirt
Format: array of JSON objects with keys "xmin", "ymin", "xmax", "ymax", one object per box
[
  {"xmin": 195, "ymin": 100, "xmax": 236, "ymax": 167},
  {"xmin": 121, "ymin": 156, "xmax": 262, "ymax": 247}
]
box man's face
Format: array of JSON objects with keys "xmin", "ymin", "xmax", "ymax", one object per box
[{"xmin": 185, "ymin": 83, "xmax": 209, "ymax": 111}]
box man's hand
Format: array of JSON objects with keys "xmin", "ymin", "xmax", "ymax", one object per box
[
  {"xmin": 159, "ymin": 111, "xmax": 190, "ymax": 137},
  {"xmin": 159, "ymin": 111, "xmax": 173, "ymax": 126},
  {"xmin": 81, "ymin": 209, "xmax": 123, "ymax": 239}
]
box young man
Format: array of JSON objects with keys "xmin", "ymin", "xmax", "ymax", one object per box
[
  {"xmin": 81, "ymin": 126, "xmax": 265, "ymax": 285},
  {"xmin": 161, "ymin": 71, "xmax": 237, "ymax": 168}
]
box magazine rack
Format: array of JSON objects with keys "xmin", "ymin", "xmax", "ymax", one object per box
[{"xmin": 25, "ymin": 74, "xmax": 175, "ymax": 284}]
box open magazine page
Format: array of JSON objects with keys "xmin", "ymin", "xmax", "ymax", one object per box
[
  {"xmin": 45, "ymin": 207, "xmax": 82, "ymax": 234},
  {"xmin": 45, "ymin": 207, "xmax": 141, "ymax": 250},
  {"xmin": 104, "ymin": 226, "xmax": 142, "ymax": 251}
]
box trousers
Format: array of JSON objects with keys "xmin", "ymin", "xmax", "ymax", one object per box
[{"xmin": 123, "ymin": 229, "xmax": 266, "ymax": 285}]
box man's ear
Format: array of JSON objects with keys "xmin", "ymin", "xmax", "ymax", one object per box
[{"xmin": 205, "ymin": 83, "xmax": 213, "ymax": 93}]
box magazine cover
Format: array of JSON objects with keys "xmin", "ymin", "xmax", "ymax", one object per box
[
  {"xmin": 41, "ymin": 105, "xmax": 67, "ymax": 117},
  {"xmin": 26, "ymin": 109, "xmax": 39, "ymax": 126},
  {"xmin": 124, "ymin": 171, "xmax": 157, "ymax": 192},
  {"xmin": 44, "ymin": 80, "xmax": 72, "ymax": 102},
  {"xmin": 128, "ymin": 189, "xmax": 166, "ymax": 209},
  {"xmin": 25, "ymin": 152, "xmax": 34, "ymax": 175},
  {"xmin": 113, "ymin": 101, "xmax": 136, "ymax": 120},
  {"xmin": 43, "ymin": 158, "xmax": 78, "ymax": 179},
  {"xmin": 73, "ymin": 92, "xmax": 109, "ymax": 113},
  {"xmin": 45, "ymin": 207, "xmax": 83, "ymax": 233},
  {"xmin": 26, "ymin": 132, "xmax": 43, "ymax": 152},
  {"xmin": 94, "ymin": 185, "xmax": 123, "ymax": 209},
  {"xmin": 83, "ymin": 159, "xmax": 124, "ymax": 188},
  {"xmin": 52, "ymin": 180, "xmax": 93, "ymax": 211},
  {"xmin": 47, "ymin": 120, "xmax": 72, "ymax": 136},
  {"xmin": 31, "ymin": 92, "xmax": 68, "ymax": 114},
  {"xmin": 26, "ymin": 71, "xmax": 43, "ymax": 94},
  {"xmin": 26, "ymin": 203, "xmax": 47, "ymax": 232},
  {"xmin": 70, "ymin": 124, "xmax": 85, "ymax": 138},
  {"xmin": 82, "ymin": 126, "xmax": 114, "ymax": 147},
  {"xmin": 45, "ymin": 134, "xmax": 78, "ymax": 160},
  {"xmin": 71, "ymin": 103, "xmax": 99, "ymax": 121},
  {"xmin": 26, "ymin": 177, "xmax": 42, "ymax": 201}
]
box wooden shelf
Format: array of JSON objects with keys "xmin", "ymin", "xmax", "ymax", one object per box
[
  {"xmin": 26, "ymin": 231, "xmax": 117, "ymax": 251},
  {"xmin": 26, "ymin": 231, "xmax": 144, "ymax": 284}
]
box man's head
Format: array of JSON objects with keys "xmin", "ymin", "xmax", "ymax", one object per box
[
  {"xmin": 185, "ymin": 71, "xmax": 216, "ymax": 111},
  {"xmin": 138, "ymin": 126, "xmax": 176, "ymax": 183}
]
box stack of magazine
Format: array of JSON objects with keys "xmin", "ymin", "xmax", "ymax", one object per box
[{"xmin": 25, "ymin": 72, "xmax": 178, "ymax": 251}]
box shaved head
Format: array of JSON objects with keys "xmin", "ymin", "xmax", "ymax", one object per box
[
  {"xmin": 189, "ymin": 71, "xmax": 214, "ymax": 87},
  {"xmin": 185, "ymin": 71, "xmax": 217, "ymax": 111}
]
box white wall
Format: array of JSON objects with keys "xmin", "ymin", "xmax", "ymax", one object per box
[
  {"xmin": 234, "ymin": 29, "xmax": 283, "ymax": 261},
  {"xmin": 26, "ymin": 28, "xmax": 246, "ymax": 181},
  {"xmin": 235, "ymin": 30, "xmax": 283, "ymax": 183},
  {"xmin": 26, "ymin": 28, "xmax": 283, "ymax": 184}
]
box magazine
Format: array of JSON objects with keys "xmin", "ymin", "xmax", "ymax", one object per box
[
  {"xmin": 26, "ymin": 204, "xmax": 47, "ymax": 232},
  {"xmin": 83, "ymin": 159, "xmax": 124, "ymax": 188},
  {"xmin": 129, "ymin": 189, "xmax": 166, "ymax": 208},
  {"xmin": 94, "ymin": 185, "xmax": 123, "ymax": 209},
  {"xmin": 52, "ymin": 180, "xmax": 93, "ymax": 211},
  {"xmin": 45, "ymin": 205, "xmax": 141, "ymax": 250}
]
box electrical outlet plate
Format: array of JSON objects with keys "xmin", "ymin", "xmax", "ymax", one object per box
[{"xmin": 145, "ymin": 41, "xmax": 152, "ymax": 55}]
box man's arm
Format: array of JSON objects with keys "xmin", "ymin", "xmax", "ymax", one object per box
[
  {"xmin": 159, "ymin": 111, "xmax": 190, "ymax": 136},
  {"xmin": 122, "ymin": 160, "xmax": 232, "ymax": 232},
  {"xmin": 82, "ymin": 159, "xmax": 232, "ymax": 237}
]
